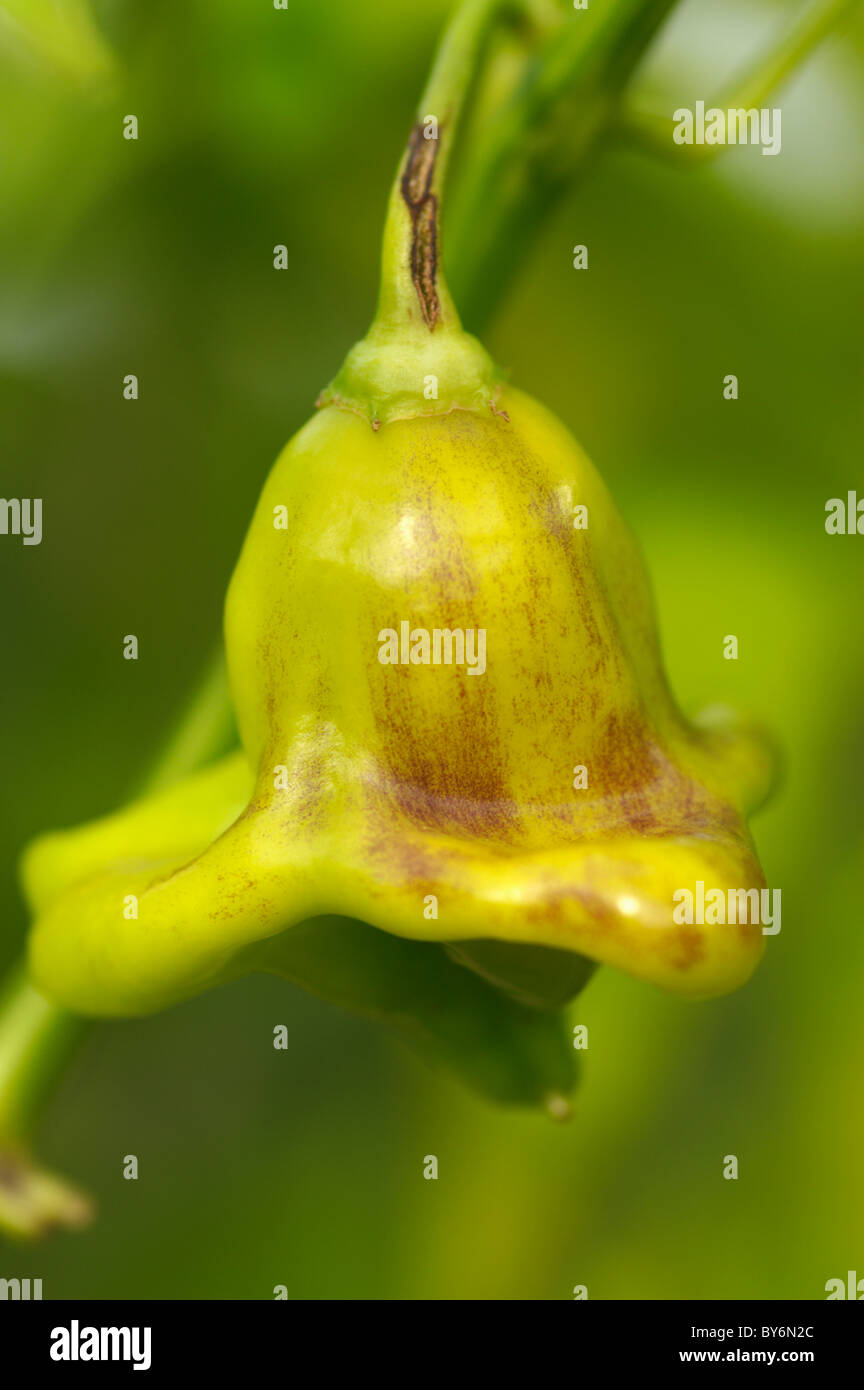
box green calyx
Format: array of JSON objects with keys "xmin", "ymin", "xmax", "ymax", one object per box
[
  {"xmin": 315, "ymin": 116, "xmax": 503, "ymax": 428},
  {"xmin": 316, "ymin": 316, "xmax": 503, "ymax": 429}
]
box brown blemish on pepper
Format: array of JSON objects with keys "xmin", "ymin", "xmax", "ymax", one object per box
[
  {"xmin": 372, "ymin": 661, "xmax": 518, "ymax": 840},
  {"xmin": 401, "ymin": 123, "xmax": 441, "ymax": 329},
  {"xmin": 364, "ymin": 460, "xmax": 518, "ymax": 837},
  {"xmin": 363, "ymin": 821, "xmax": 445, "ymax": 893}
]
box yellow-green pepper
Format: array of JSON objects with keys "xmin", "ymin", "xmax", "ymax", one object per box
[{"xmin": 20, "ymin": 0, "xmax": 775, "ymax": 1114}]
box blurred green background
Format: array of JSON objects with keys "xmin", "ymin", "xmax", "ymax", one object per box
[{"xmin": 1, "ymin": 0, "xmax": 862, "ymax": 1298}]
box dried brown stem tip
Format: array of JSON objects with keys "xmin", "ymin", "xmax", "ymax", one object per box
[{"xmin": 400, "ymin": 122, "xmax": 442, "ymax": 329}]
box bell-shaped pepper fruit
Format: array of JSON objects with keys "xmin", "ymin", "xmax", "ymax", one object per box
[{"xmin": 21, "ymin": 0, "xmax": 775, "ymax": 1113}]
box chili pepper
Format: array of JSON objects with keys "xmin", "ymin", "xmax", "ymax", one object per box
[
  {"xmin": 21, "ymin": 0, "xmax": 774, "ymax": 1113},
  {"xmin": 22, "ymin": 351, "xmax": 773, "ymax": 1110}
]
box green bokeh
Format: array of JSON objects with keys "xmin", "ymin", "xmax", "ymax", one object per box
[{"xmin": 1, "ymin": 0, "xmax": 862, "ymax": 1298}]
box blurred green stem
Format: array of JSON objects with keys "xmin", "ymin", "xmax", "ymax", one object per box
[
  {"xmin": 449, "ymin": 0, "xmax": 678, "ymax": 325},
  {"xmin": 0, "ymin": 968, "xmax": 85, "ymax": 1147},
  {"xmin": 0, "ymin": 0, "xmax": 115, "ymax": 82},
  {"xmin": 0, "ymin": 654, "xmax": 235, "ymax": 1235},
  {"xmin": 617, "ymin": 0, "xmax": 861, "ymax": 162}
]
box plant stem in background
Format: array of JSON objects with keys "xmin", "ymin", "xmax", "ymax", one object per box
[
  {"xmin": 0, "ymin": 653, "xmax": 236, "ymax": 1237},
  {"xmin": 448, "ymin": 0, "xmax": 679, "ymax": 327},
  {"xmin": 617, "ymin": 0, "xmax": 861, "ymax": 161},
  {"xmin": 449, "ymin": 0, "xmax": 860, "ymax": 325},
  {"xmin": 0, "ymin": 969, "xmax": 91, "ymax": 1236},
  {"xmin": 0, "ymin": 0, "xmax": 116, "ymax": 83}
]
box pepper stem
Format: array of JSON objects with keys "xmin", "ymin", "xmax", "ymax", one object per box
[
  {"xmin": 318, "ymin": 0, "xmax": 507, "ymax": 426},
  {"xmin": 375, "ymin": 0, "xmax": 503, "ymax": 333},
  {"xmin": 0, "ymin": 968, "xmax": 92, "ymax": 1236},
  {"xmin": 0, "ymin": 653, "xmax": 237, "ymax": 1238}
]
